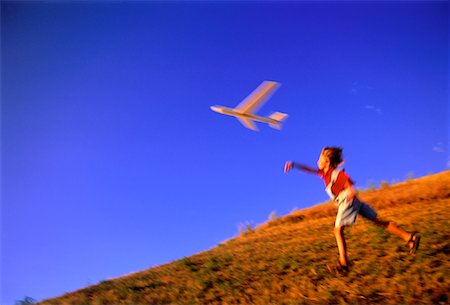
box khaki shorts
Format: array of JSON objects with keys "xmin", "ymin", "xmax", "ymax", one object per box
[{"xmin": 335, "ymin": 197, "xmax": 377, "ymax": 228}]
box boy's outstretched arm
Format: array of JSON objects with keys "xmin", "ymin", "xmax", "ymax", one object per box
[{"xmin": 284, "ymin": 161, "xmax": 318, "ymax": 174}]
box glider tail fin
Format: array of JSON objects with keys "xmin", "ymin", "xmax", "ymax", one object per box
[{"xmin": 268, "ymin": 112, "xmax": 288, "ymax": 129}]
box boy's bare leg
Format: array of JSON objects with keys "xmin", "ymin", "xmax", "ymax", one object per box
[
  {"xmin": 372, "ymin": 217, "xmax": 416, "ymax": 247},
  {"xmin": 334, "ymin": 226, "xmax": 349, "ymax": 267}
]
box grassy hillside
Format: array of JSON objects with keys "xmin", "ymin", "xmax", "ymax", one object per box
[{"xmin": 39, "ymin": 171, "xmax": 450, "ymax": 305}]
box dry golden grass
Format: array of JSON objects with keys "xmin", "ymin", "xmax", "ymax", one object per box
[{"xmin": 38, "ymin": 171, "xmax": 450, "ymax": 305}]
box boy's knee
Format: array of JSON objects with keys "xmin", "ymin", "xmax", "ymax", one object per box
[{"xmin": 373, "ymin": 217, "xmax": 389, "ymax": 228}]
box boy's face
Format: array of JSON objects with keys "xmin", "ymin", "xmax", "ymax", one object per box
[{"xmin": 317, "ymin": 153, "xmax": 330, "ymax": 170}]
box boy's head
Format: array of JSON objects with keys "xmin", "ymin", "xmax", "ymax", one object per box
[{"xmin": 318, "ymin": 147, "xmax": 344, "ymax": 170}]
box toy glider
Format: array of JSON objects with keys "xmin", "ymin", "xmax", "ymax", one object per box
[{"xmin": 210, "ymin": 81, "xmax": 288, "ymax": 131}]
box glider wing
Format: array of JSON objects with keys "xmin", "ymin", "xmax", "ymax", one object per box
[{"xmin": 235, "ymin": 81, "xmax": 280, "ymax": 114}]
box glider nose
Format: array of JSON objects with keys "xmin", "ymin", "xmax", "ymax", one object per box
[{"xmin": 210, "ymin": 106, "xmax": 220, "ymax": 113}]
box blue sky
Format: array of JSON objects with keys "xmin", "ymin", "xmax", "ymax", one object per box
[{"xmin": 2, "ymin": 1, "xmax": 448, "ymax": 303}]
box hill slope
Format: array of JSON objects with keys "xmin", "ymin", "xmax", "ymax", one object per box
[{"xmin": 39, "ymin": 171, "xmax": 450, "ymax": 305}]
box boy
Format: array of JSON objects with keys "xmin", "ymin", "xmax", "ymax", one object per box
[{"xmin": 284, "ymin": 147, "xmax": 420, "ymax": 274}]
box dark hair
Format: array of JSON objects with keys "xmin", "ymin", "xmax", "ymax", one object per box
[{"xmin": 321, "ymin": 147, "xmax": 344, "ymax": 168}]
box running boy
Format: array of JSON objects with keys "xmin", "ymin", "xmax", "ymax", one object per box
[{"xmin": 284, "ymin": 147, "xmax": 420, "ymax": 274}]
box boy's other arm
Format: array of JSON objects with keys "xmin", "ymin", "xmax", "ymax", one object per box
[
  {"xmin": 284, "ymin": 161, "xmax": 318, "ymax": 174},
  {"xmin": 345, "ymin": 180, "xmax": 357, "ymax": 202}
]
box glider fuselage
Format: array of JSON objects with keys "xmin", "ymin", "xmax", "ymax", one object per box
[{"xmin": 210, "ymin": 106, "xmax": 277, "ymax": 124}]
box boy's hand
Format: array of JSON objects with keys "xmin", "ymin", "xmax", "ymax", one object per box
[
  {"xmin": 284, "ymin": 161, "xmax": 293, "ymax": 173},
  {"xmin": 345, "ymin": 184, "xmax": 357, "ymax": 202}
]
